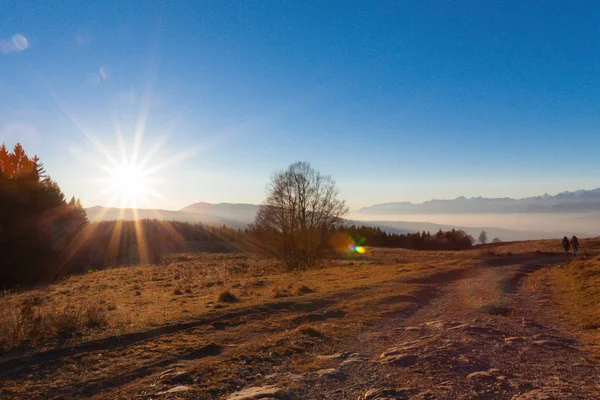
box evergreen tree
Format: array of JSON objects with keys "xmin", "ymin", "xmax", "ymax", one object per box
[{"xmin": 0, "ymin": 143, "xmax": 88, "ymax": 287}]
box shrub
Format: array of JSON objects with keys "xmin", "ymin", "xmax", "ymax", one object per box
[
  {"xmin": 0, "ymin": 301, "xmax": 107, "ymax": 352},
  {"xmin": 217, "ymin": 290, "xmax": 239, "ymax": 303},
  {"xmin": 295, "ymin": 324, "xmax": 324, "ymax": 338},
  {"xmin": 271, "ymin": 285, "xmax": 288, "ymax": 299},
  {"xmin": 293, "ymin": 285, "xmax": 314, "ymax": 296}
]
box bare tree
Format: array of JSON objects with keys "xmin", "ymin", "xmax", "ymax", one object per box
[
  {"xmin": 251, "ymin": 161, "xmax": 348, "ymax": 270},
  {"xmin": 478, "ymin": 230, "xmax": 488, "ymax": 245},
  {"xmin": 492, "ymin": 237, "xmax": 502, "ymax": 244}
]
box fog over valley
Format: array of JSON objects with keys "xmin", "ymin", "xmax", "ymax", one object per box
[{"xmin": 85, "ymin": 188, "xmax": 600, "ymax": 242}]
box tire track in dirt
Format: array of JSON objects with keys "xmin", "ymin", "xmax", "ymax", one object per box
[
  {"xmin": 293, "ymin": 254, "xmax": 600, "ymax": 399},
  {"xmin": 1, "ymin": 254, "xmax": 567, "ymax": 399},
  {"xmin": 0, "ymin": 265, "xmax": 477, "ymax": 399}
]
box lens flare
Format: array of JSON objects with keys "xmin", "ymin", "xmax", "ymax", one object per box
[
  {"xmin": 350, "ymin": 244, "xmax": 366, "ymax": 254},
  {"xmin": 330, "ymin": 232, "xmax": 368, "ymax": 255},
  {"xmin": 0, "ymin": 34, "xmax": 29, "ymax": 55},
  {"xmin": 12, "ymin": 34, "xmax": 29, "ymax": 51}
]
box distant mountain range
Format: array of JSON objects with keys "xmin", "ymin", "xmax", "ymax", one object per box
[
  {"xmin": 356, "ymin": 220, "xmax": 590, "ymax": 242},
  {"xmin": 84, "ymin": 189, "xmax": 599, "ymax": 241},
  {"xmin": 357, "ymin": 188, "xmax": 600, "ymax": 215}
]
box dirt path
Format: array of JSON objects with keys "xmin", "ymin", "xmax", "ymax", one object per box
[
  {"xmin": 291, "ymin": 254, "xmax": 600, "ymax": 399},
  {"xmin": 2, "ymin": 252, "xmax": 599, "ymax": 399}
]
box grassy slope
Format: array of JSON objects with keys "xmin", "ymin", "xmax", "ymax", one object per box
[
  {"xmin": 0, "ymin": 248, "xmax": 480, "ymax": 354},
  {"xmin": 1, "ymin": 241, "xmax": 587, "ymax": 399},
  {"xmin": 545, "ymin": 239, "xmax": 600, "ymax": 329},
  {"xmin": 0, "ymin": 247, "xmax": 489, "ymax": 399}
]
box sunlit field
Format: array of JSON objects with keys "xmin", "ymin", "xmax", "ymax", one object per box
[
  {"xmin": 0, "ymin": 248, "xmax": 482, "ymax": 354},
  {"xmin": 2, "ymin": 240, "xmax": 596, "ymax": 399}
]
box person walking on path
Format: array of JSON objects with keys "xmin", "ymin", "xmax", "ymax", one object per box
[
  {"xmin": 571, "ymin": 235, "xmax": 579, "ymax": 256},
  {"xmin": 562, "ymin": 236, "xmax": 570, "ymax": 253}
]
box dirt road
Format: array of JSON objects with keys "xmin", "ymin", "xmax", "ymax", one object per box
[
  {"xmin": 2, "ymin": 252, "xmax": 599, "ymax": 399},
  {"xmin": 294, "ymin": 254, "xmax": 600, "ymax": 399}
]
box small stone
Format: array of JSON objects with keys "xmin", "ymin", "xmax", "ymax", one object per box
[
  {"xmin": 380, "ymin": 341, "xmax": 425, "ymax": 358},
  {"xmin": 504, "ymin": 337, "xmax": 525, "ymax": 343},
  {"xmin": 467, "ymin": 371, "xmax": 495, "ymax": 380},
  {"xmin": 226, "ymin": 385, "xmax": 288, "ymax": 400},
  {"xmin": 424, "ymin": 320, "xmax": 447, "ymax": 329},
  {"xmin": 317, "ymin": 353, "xmax": 347, "ymax": 360},
  {"xmin": 156, "ymin": 385, "xmax": 190, "ymax": 395},
  {"xmin": 380, "ymin": 354, "xmax": 418, "ymax": 367},
  {"xmin": 403, "ymin": 326, "xmax": 422, "ymax": 331},
  {"xmin": 170, "ymin": 371, "xmax": 192, "ymax": 383},
  {"xmin": 316, "ymin": 368, "xmax": 346, "ymax": 380},
  {"xmin": 341, "ymin": 353, "xmax": 366, "ymax": 365}
]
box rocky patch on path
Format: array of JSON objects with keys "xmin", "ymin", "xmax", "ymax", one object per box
[
  {"xmin": 379, "ymin": 335, "xmax": 489, "ymax": 374},
  {"xmin": 373, "ymin": 318, "xmax": 600, "ymax": 398}
]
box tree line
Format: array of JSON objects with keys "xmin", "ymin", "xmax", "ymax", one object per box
[
  {"xmin": 334, "ymin": 225, "xmax": 475, "ymax": 251},
  {"xmin": 0, "ymin": 144, "xmax": 87, "ymax": 287}
]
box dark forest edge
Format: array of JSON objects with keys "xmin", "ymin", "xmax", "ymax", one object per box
[{"xmin": 2, "ymin": 217, "xmax": 475, "ymax": 289}]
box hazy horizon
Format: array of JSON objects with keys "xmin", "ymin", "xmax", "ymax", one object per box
[{"xmin": 84, "ymin": 202, "xmax": 600, "ymax": 237}]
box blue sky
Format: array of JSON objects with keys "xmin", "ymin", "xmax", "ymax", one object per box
[{"xmin": 1, "ymin": 1, "xmax": 599, "ymax": 210}]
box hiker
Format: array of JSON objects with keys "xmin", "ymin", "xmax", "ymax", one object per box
[
  {"xmin": 571, "ymin": 235, "xmax": 579, "ymax": 256},
  {"xmin": 562, "ymin": 236, "xmax": 570, "ymax": 253}
]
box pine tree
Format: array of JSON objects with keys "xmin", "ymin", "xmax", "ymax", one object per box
[{"xmin": 0, "ymin": 144, "xmax": 88, "ymax": 287}]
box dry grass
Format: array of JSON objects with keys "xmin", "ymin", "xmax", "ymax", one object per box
[
  {"xmin": 0, "ymin": 249, "xmax": 488, "ymax": 354},
  {"xmin": 0, "ymin": 243, "xmax": 580, "ymax": 399},
  {"xmin": 293, "ymin": 284, "xmax": 314, "ymax": 296},
  {"xmin": 271, "ymin": 285, "xmax": 288, "ymax": 298},
  {"xmin": 295, "ymin": 323, "xmax": 325, "ymax": 338},
  {"xmin": 0, "ymin": 300, "xmax": 107, "ymax": 352},
  {"xmin": 217, "ymin": 290, "xmax": 239, "ymax": 303},
  {"xmin": 545, "ymin": 239, "xmax": 600, "ymax": 329},
  {"xmin": 0, "ymin": 249, "xmax": 480, "ymax": 355}
]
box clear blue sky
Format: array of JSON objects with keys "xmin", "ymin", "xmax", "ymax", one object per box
[{"xmin": 1, "ymin": 1, "xmax": 599, "ymax": 210}]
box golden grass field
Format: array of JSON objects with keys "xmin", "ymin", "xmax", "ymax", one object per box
[
  {"xmin": 542, "ymin": 239, "xmax": 600, "ymax": 330},
  {"xmin": 1, "ymin": 239, "xmax": 599, "ymax": 399},
  {"xmin": 0, "ymin": 249, "xmax": 482, "ymax": 353}
]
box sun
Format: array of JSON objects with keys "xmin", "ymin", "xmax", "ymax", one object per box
[{"xmin": 107, "ymin": 163, "xmax": 152, "ymax": 208}]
